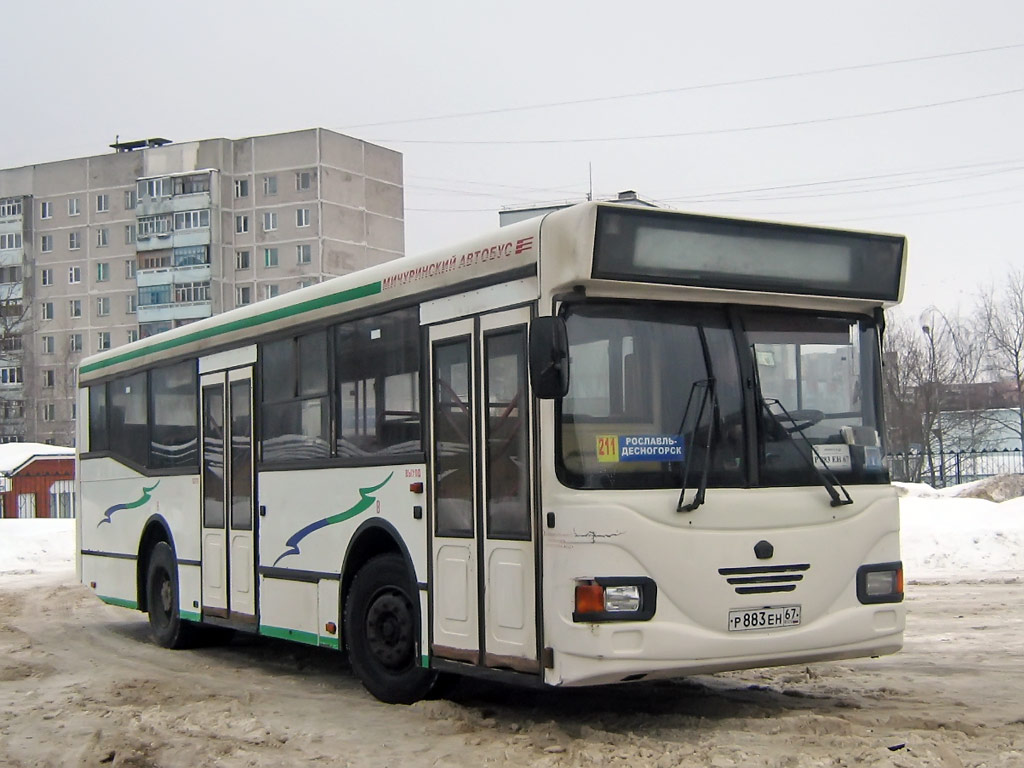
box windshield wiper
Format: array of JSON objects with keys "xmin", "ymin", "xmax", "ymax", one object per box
[
  {"xmin": 676, "ymin": 376, "xmax": 718, "ymax": 513},
  {"xmin": 762, "ymin": 397, "xmax": 853, "ymax": 507}
]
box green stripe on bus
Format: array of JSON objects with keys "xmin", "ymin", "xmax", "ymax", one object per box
[
  {"xmin": 98, "ymin": 595, "xmax": 138, "ymax": 610},
  {"xmin": 180, "ymin": 610, "xmax": 202, "ymax": 622},
  {"xmin": 80, "ymin": 280, "xmax": 382, "ymax": 375},
  {"xmin": 421, "ymin": 654, "xmax": 429, "ymax": 668},
  {"xmin": 319, "ymin": 635, "xmax": 340, "ymax": 650},
  {"xmin": 258, "ymin": 625, "xmax": 321, "ymax": 647}
]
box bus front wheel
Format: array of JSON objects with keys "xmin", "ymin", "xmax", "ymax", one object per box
[
  {"xmin": 345, "ymin": 553, "xmax": 437, "ymax": 703},
  {"xmin": 145, "ymin": 541, "xmax": 194, "ymax": 649}
]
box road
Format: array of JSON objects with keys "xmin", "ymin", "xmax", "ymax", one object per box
[{"xmin": 1, "ymin": 573, "xmax": 1022, "ymax": 767}]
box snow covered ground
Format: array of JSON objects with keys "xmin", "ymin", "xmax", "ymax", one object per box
[
  {"xmin": 3, "ymin": 482, "xmax": 1022, "ymax": 583},
  {"xmin": 1, "ymin": 483, "xmax": 1022, "ymax": 767}
]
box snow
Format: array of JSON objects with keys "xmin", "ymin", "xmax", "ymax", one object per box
[
  {"xmin": 1, "ymin": 479, "xmax": 1022, "ymax": 583},
  {"xmin": 0, "ymin": 441, "xmax": 75, "ymax": 474}
]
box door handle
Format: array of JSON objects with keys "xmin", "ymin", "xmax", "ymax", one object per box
[{"xmin": 259, "ymin": 505, "xmax": 267, "ymax": 517}]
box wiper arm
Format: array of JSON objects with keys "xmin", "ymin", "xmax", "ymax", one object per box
[
  {"xmin": 762, "ymin": 397, "xmax": 853, "ymax": 507},
  {"xmin": 676, "ymin": 377, "xmax": 717, "ymax": 512}
]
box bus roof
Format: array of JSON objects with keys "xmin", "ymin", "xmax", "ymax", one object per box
[{"xmin": 79, "ymin": 201, "xmax": 906, "ymax": 383}]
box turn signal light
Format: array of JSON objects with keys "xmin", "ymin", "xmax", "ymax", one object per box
[{"xmin": 575, "ymin": 583, "xmax": 605, "ymax": 614}]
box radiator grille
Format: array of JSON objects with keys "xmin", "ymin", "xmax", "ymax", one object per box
[{"xmin": 718, "ymin": 563, "xmax": 810, "ymax": 595}]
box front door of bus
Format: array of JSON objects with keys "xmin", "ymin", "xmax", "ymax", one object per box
[
  {"xmin": 200, "ymin": 366, "xmax": 256, "ymax": 621},
  {"xmin": 429, "ymin": 308, "xmax": 538, "ymax": 672}
]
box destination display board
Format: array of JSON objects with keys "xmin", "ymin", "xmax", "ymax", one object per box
[{"xmin": 592, "ymin": 207, "xmax": 906, "ymax": 302}]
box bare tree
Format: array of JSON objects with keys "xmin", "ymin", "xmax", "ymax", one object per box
[
  {"xmin": 0, "ymin": 269, "xmax": 29, "ymax": 442},
  {"xmin": 980, "ymin": 267, "xmax": 1024, "ymax": 453}
]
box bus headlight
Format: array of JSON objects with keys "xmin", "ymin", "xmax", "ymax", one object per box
[
  {"xmin": 573, "ymin": 577, "xmax": 657, "ymax": 622},
  {"xmin": 856, "ymin": 562, "xmax": 904, "ymax": 604}
]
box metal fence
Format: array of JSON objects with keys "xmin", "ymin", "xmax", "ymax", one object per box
[{"xmin": 885, "ymin": 449, "xmax": 1024, "ymax": 488}]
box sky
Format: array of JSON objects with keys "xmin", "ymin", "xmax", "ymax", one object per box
[{"xmin": 1, "ymin": 1, "xmax": 1021, "ymax": 324}]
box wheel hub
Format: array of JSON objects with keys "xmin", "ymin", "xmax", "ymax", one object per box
[{"xmin": 366, "ymin": 591, "xmax": 412, "ymax": 670}]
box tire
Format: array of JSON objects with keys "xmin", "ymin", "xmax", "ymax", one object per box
[
  {"xmin": 145, "ymin": 541, "xmax": 195, "ymax": 649},
  {"xmin": 344, "ymin": 553, "xmax": 437, "ymax": 704}
]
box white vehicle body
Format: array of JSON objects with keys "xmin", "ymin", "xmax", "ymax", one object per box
[{"xmin": 77, "ymin": 202, "xmax": 907, "ymax": 701}]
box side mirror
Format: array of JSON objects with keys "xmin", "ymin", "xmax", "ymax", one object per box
[{"xmin": 529, "ymin": 316, "xmax": 569, "ymax": 399}]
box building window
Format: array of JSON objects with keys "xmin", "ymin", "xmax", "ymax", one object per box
[
  {"xmin": 43, "ymin": 369, "xmax": 56, "ymax": 388},
  {"xmin": 127, "ymin": 329, "xmax": 139, "ymax": 343},
  {"xmin": 298, "ymin": 277, "xmax": 317, "ymax": 289},
  {"xmin": 0, "ymin": 334, "xmax": 22, "ymax": 353},
  {"xmin": 139, "ymin": 177, "xmax": 171, "ymax": 199},
  {"xmin": 41, "ymin": 302, "xmax": 54, "ymax": 321},
  {"xmin": 137, "ymin": 214, "xmax": 171, "ymax": 237},
  {"xmin": 69, "ymin": 266, "xmax": 81, "ymax": 284},
  {"xmin": 141, "ymin": 253, "xmax": 171, "ymax": 270},
  {"xmin": 41, "ymin": 269, "xmax": 53, "ymax": 286},
  {"xmin": 70, "ymin": 333, "xmax": 83, "ymax": 352},
  {"xmin": 96, "ymin": 228, "xmax": 109, "ymax": 247},
  {"xmin": 124, "ymin": 224, "xmax": 136, "ymax": 244},
  {"xmin": 96, "ymin": 262, "xmax": 109, "ymax": 282},
  {"xmin": 175, "ymin": 281, "xmax": 210, "ymax": 303},
  {"xmin": 139, "ymin": 284, "xmax": 172, "ymax": 306},
  {"xmin": 41, "ymin": 403, "xmax": 56, "ymax": 422},
  {"xmin": 68, "ymin": 198, "xmax": 80, "ymax": 216},
  {"xmin": 236, "ymin": 286, "xmax": 252, "ymax": 306},
  {"xmin": 262, "ymin": 212, "xmax": 277, "ymax": 231},
  {"xmin": 97, "ymin": 296, "xmax": 110, "ymax": 316},
  {"xmin": 96, "ymin": 194, "xmax": 109, "ymax": 213},
  {"xmin": 125, "ymin": 259, "xmax": 136, "ymax": 279},
  {"xmin": 69, "ymin": 232, "xmax": 81, "ymax": 250},
  {"xmin": 40, "ymin": 234, "xmax": 53, "ymax": 253},
  {"xmin": 0, "ymin": 265, "xmax": 22, "ymax": 283},
  {"xmin": 296, "ymin": 171, "xmax": 312, "ymax": 191},
  {"xmin": 173, "ymin": 209, "xmax": 210, "ymax": 230},
  {"xmin": 41, "ymin": 336, "xmax": 55, "ymax": 355},
  {"xmin": 297, "ymin": 244, "xmax": 312, "ymax": 264},
  {"xmin": 263, "ymin": 175, "xmax": 277, "ymax": 195},
  {"xmin": 235, "ymin": 215, "xmax": 249, "ymax": 234},
  {"xmin": 124, "ymin": 189, "xmax": 137, "ymax": 209},
  {"xmin": 69, "ymin": 299, "xmax": 82, "ymax": 318},
  {"xmin": 296, "ymin": 208, "xmax": 310, "ymax": 227},
  {"xmin": 0, "ymin": 233, "xmax": 22, "ymax": 250},
  {"xmin": 264, "ymin": 247, "xmax": 279, "ymax": 267},
  {"xmin": 0, "ymin": 367, "xmax": 23, "ymax": 385},
  {"xmin": 126, "ymin": 294, "xmax": 137, "ymax": 314},
  {"xmin": 263, "ymin": 283, "xmax": 280, "ymax": 300},
  {"xmin": 235, "ymin": 250, "xmax": 251, "ymax": 270},
  {"xmin": 97, "ymin": 332, "xmax": 111, "ymax": 350},
  {"xmin": 173, "ymin": 174, "xmax": 210, "ymax": 196},
  {"xmin": 234, "ymin": 179, "xmax": 249, "ymax": 198},
  {"xmin": 40, "ymin": 201, "xmax": 52, "ymax": 219},
  {"xmin": 173, "ymin": 245, "xmax": 208, "ymax": 267},
  {"xmin": 0, "ymin": 197, "xmax": 22, "ymax": 217}
]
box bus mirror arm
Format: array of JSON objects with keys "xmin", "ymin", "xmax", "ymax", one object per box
[{"xmin": 529, "ymin": 317, "xmax": 570, "ymax": 399}]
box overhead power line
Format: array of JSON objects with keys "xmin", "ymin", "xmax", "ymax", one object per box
[
  {"xmin": 340, "ymin": 42, "xmax": 1024, "ymax": 130},
  {"xmin": 373, "ymin": 87, "xmax": 1024, "ymax": 145}
]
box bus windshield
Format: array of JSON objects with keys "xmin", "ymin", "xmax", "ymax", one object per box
[{"xmin": 556, "ymin": 302, "xmax": 886, "ymax": 491}]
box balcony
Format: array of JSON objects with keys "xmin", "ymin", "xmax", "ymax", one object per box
[{"xmin": 137, "ymin": 300, "xmax": 212, "ymax": 324}]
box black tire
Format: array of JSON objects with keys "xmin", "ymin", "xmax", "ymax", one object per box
[
  {"xmin": 344, "ymin": 553, "xmax": 437, "ymax": 704},
  {"xmin": 145, "ymin": 541, "xmax": 195, "ymax": 649}
]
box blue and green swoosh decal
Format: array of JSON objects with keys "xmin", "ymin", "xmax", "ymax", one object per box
[
  {"xmin": 272, "ymin": 474, "xmax": 393, "ymax": 566},
  {"xmin": 98, "ymin": 481, "xmax": 160, "ymax": 527}
]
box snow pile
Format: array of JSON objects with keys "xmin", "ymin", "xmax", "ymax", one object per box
[
  {"xmin": 0, "ymin": 519, "xmax": 75, "ymax": 577},
  {"xmin": 900, "ymin": 495, "xmax": 1024, "ymax": 580}
]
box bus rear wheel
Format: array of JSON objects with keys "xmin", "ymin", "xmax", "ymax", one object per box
[
  {"xmin": 146, "ymin": 541, "xmax": 194, "ymax": 649},
  {"xmin": 345, "ymin": 553, "xmax": 437, "ymax": 703}
]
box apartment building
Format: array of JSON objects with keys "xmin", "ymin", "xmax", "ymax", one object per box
[{"xmin": 0, "ymin": 128, "xmax": 405, "ymax": 445}]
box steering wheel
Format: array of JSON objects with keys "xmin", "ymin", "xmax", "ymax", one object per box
[{"xmin": 780, "ymin": 409, "xmax": 825, "ymax": 433}]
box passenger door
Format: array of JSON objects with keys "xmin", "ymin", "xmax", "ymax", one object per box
[
  {"xmin": 200, "ymin": 365, "xmax": 256, "ymax": 621},
  {"xmin": 428, "ymin": 307, "xmax": 538, "ymax": 672}
]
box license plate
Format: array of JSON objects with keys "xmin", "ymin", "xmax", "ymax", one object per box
[{"xmin": 728, "ymin": 605, "xmax": 801, "ymax": 632}]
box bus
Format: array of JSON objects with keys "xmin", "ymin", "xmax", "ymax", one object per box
[{"xmin": 76, "ymin": 201, "xmax": 907, "ymax": 703}]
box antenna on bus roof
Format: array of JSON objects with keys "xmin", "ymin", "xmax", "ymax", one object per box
[{"xmin": 587, "ymin": 163, "xmax": 593, "ymax": 201}]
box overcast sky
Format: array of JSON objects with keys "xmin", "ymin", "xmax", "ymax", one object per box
[{"xmin": 1, "ymin": 1, "xmax": 1021, "ymax": 323}]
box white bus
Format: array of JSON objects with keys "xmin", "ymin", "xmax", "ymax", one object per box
[{"xmin": 77, "ymin": 202, "xmax": 907, "ymax": 703}]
